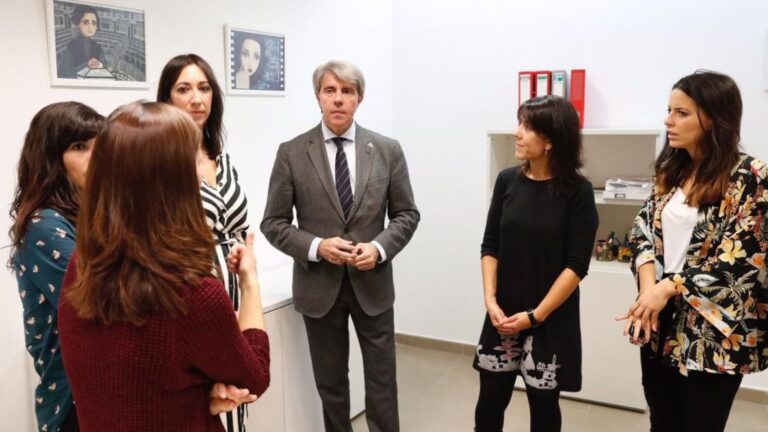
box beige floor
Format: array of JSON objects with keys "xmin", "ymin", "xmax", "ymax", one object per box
[{"xmin": 351, "ymin": 344, "xmax": 768, "ymax": 432}]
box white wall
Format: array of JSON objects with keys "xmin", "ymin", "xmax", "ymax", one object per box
[
  {"xmin": 390, "ymin": 0, "xmax": 768, "ymax": 390},
  {"xmin": 0, "ymin": 0, "xmax": 393, "ymax": 429},
  {"xmin": 5, "ymin": 1, "xmax": 768, "ymax": 428}
]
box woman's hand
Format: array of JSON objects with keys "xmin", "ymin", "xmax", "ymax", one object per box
[
  {"xmin": 497, "ymin": 311, "xmax": 533, "ymax": 335},
  {"xmin": 208, "ymin": 382, "xmax": 258, "ymax": 415},
  {"xmin": 87, "ymin": 58, "xmax": 103, "ymax": 68},
  {"xmin": 616, "ymin": 314, "xmax": 650, "ymax": 345},
  {"xmin": 486, "ymin": 300, "xmax": 538, "ymax": 336},
  {"xmin": 230, "ymin": 232, "xmax": 265, "ymax": 330},
  {"xmin": 226, "ymin": 233, "xmax": 257, "ymax": 282},
  {"xmin": 617, "ymin": 278, "xmax": 677, "ymax": 343},
  {"xmin": 485, "ymin": 300, "xmax": 507, "ymax": 329}
]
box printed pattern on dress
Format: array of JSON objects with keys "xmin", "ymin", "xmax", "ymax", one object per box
[
  {"xmin": 15, "ymin": 209, "xmax": 75, "ymax": 432},
  {"xmin": 477, "ymin": 335, "xmax": 562, "ymax": 390}
]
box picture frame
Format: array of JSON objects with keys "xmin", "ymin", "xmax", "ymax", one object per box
[
  {"xmin": 225, "ymin": 25, "xmax": 285, "ymax": 96},
  {"xmin": 45, "ymin": 0, "xmax": 147, "ymax": 88}
]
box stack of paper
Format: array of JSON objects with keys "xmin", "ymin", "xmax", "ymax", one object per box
[{"xmin": 602, "ymin": 178, "xmax": 652, "ymax": 201}]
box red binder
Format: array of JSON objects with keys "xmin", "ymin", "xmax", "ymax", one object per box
[
  {"xmin": 570, "ymin": 69, "xmax": 586, "ymax": 128},
  {"xmin": 519, "ymin": 71, "xmax": 535, "ymax": 106}
]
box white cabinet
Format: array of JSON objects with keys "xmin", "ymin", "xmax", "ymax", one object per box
[
  {"xmin": 278, "ymin": 305, "xmax": 365, "ymax": 430},
  {"xmin": 486, "ymin": 128, "xmax": 662, "ymax": 410},
  {"xmin": 244, "ymin": 310, "xmax": 286, "ymax": 431},
  {"xmin": 566, "ymin": 265, "xmax": 646, "ymax": 410},
  {"xmin": 279, "ymin": 306, "xmax": 323, "ymax": 431},
  {"xmin": 251, "ymin": 265, "xmax": 365, "ymax": 430},
  {"xmin": 247, "ymin": 301, "xmax": 366, "ymax": 431}
]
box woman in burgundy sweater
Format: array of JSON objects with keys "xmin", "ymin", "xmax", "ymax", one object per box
[{"xmin": 58, "ymin": 101, "xmax": 270, "ymax": 432}]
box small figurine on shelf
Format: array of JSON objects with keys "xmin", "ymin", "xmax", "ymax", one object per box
[
  {"xmin": 608, "ymin": 230, "xmax": 621, "ymax": 257},
  {"xmin": 594, "ymin": 240, "xmax": 605, "ymax": 260},
  {"xmin": 595, "ymin": 238, "xmax": 613, "ymax": 261},
  {"xmin": 617, "ymin": 233, "xmax": 633, "ymax": 263}
]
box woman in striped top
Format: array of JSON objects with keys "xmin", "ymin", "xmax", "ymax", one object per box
[{"xmin": 158, "ymin": 54, "xmax": 251, "ymax": 432}]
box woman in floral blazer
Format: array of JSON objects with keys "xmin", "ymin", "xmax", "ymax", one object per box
[{"xmin": 620, "ymin": 71, "xmax": 768, "ymax": 432}]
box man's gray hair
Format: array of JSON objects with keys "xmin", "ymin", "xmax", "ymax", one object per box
[{"xmin": 312, "ymin": 60, "xmax": 365, "ymax": 97}]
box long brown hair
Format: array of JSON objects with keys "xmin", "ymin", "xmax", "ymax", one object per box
[
  {"xmin": 67, "ymin": 101, "xmax": 215, "ymax": 325},
  {"xmin": 157, "ymin": 54, "xmax": 225, "ymax": 159},
  {"xmin": 9, "ymin": 102, "xmax": 104, "ymax": 268},
  {"xmin": 655, "ymin": 70, "xmax": 742, "ymax": 206}
]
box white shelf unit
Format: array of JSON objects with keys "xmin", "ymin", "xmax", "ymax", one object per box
[
  {"xmin": 486, "ymin": 128, "xmax": 663, "ymax": 411},
  {"xmin": 594, "ymin": 191, "xmax": 647, "ymax": 207},
  {"xmin": 589, "ymin": 257, "xmax": 634, "ymax": 275}
]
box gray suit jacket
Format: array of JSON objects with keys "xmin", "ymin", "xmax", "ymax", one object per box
[{"xmin": 261, "ymin": 123, "xmax": 420, "ymax": 318}]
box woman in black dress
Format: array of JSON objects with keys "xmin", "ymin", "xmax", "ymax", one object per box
[{"xmin": 474, "ymin": 95, "xmax": 598, "ymax": 432}]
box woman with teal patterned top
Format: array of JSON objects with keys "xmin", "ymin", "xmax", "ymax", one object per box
[
  {"xmin": 9, "ymin": 102, "xmax": 104, "ymax": 432},
  {"xmin": 619, "ymin": 71, "xmax": 768, "ymax": 431}
]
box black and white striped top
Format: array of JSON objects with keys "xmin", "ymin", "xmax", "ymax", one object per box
[{"xmin": 201, "ymin": 152, "xmax": 249, "ymax": 311}]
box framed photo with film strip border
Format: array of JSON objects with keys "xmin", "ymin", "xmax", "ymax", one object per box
[{"xmin": 224, "ymin": 24, "xmax": 285, "ymax": 96}]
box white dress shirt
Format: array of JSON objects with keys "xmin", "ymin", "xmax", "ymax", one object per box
[{"xmin": 308, "ymin": 122, "xmax": 387, "ymax": 263}]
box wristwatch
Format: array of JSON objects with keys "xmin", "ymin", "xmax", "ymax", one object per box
[{"xmin": 527, "ymin": 308, "xmax": 541, "ymax": 328}]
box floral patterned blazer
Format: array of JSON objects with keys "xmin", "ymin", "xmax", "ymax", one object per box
[{"xmin": 630, "ymin": 154, "xmax": 768, "ymax": 375}]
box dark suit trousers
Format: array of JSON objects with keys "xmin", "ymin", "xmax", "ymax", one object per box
[{"xmin": 303, "ymin": 272, "xmax": 399, "ymax": 432}]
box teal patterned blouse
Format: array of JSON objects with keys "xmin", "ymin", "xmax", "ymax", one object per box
[{"xmin": 15, "ymin": 209, "xmax": 76, "ymax": 432}]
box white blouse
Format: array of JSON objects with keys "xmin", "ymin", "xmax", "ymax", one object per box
[{"xmin": 662, "ymin": 188, "xmax": 698, "ymax": 273}]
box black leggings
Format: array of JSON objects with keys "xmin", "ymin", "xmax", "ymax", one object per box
[
  {"xmin": 475, "ymin": 373, "xmax": 561, "ymax": 432},
  {"xmin": 641, "ymin": 348, "xmax": 742, "ymax": 432}
]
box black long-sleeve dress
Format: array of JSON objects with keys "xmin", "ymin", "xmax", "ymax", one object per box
[{"xmin": 473, "ymin": 166, "xmax": 598, "ymax": 393}]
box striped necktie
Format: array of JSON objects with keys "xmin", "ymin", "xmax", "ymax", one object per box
[{"xmin": 332, "ymin": 137, "xmax": 353, "ymax": 218}]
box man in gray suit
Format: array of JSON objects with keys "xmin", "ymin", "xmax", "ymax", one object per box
[{"xmin": 261, "ymin": 60, "xmax": 419, "ymax": 432}]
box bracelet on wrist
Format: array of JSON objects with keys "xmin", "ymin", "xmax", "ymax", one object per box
[{"xmin": 527, "ymin": 308, "xmax": 541, "ymax": 328}]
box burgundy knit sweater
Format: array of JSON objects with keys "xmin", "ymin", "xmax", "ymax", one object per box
[{"xmin": 58, "ymin": 257, "xmax": 270, "ymax": 431}]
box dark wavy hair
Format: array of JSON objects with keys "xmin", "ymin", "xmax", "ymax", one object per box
[
  {"xmin": 71, "ymin": 5, "xmax": 98, "ymax": 27},
  {"xmin": 517, "ymin": 95, "xmax": 586, "ymax": 193},
  {"xmin": 157, "ymin": 54, "xmax": 225, "ymax": 158},
  {"xmin": 655, "ymin": 70, "xmax": 742, "ymax": 207},
  {"xmin": 8, "ymin": 102, "xmax": 104, "ymax": 268},
  {"xmin": 67, "ymin": 101, "xmax": 215, "ymax": 325}
]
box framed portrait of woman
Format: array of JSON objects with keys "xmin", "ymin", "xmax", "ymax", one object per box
[
  {"xmin": 225, "ymin": 25, "xmax": 286, "ymax": 96},
  {"xmin": 45, "ymin": 0, "xmax": 147, "ymax": 88}
]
